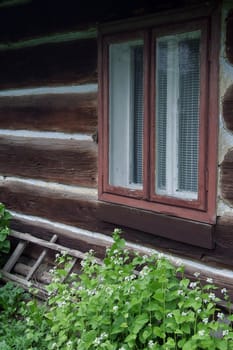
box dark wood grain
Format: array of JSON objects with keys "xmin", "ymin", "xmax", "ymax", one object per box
[
  {"xmin": 0, "ymin": 0, "xmax": 213, "ymax": 42},
  {"xmin": 97, "ymin": 201, "xmax": 214, "ymax": 249},
  {"xmin": 222, "ymin": 84, "xmax": 233, "ymax": 132},
  {"xmin": 0, "ymin": 39, "xmax": 97, "ymax": 89},
  {"xmin": 6, "ymin": 190, "xmax": 233, "ymax": 269},
  {"xmin": 10, "ymin": 217, "xmax": 233, "ymax": 301},
  {"xmin": 220, "ymin": 149, "xmax": 233, "ymax": 204},
  {"xmin": 226, "ymin": 8, "xmax": 233, "ymax": 65},
  {"xmin": 0, "ymin": 180, "xmax": 101, "ymax": 230},
  {"xmin": 0, "ymin": 92, "xmax": 97, "ymax": 134},
  {"xmin": 0, "ymin": 136, "xmax": 97, "ymax": 187}
]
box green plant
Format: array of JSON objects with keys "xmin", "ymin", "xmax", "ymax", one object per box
[
  {"xmin": 43, "ymin": 229, "xmax": 233, "ymax": 350},
  {"xmin": 0, "ymin": 202, "xmax": 11, "ymax": 255},
  {"xmin": 1, "ymin": 229, "xmax": 233, "ymax": 349}
]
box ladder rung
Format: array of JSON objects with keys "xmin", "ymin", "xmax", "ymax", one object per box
[{"xmin": 26, "ymin": 234, "xmax": 58, "ymax": 280}]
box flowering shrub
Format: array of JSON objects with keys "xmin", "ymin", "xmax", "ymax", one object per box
[
  {"xmin": 41, "ymin": 229, "xmax": 233, "ymax": 349},
  {"xmin": 1, "ymin": 229, "xmax": 233, "ymax": 349}
]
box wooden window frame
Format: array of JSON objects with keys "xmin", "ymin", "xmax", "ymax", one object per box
[{"xmin": 98, "ymin": 6, "xmax": 219, "ymax": 228}]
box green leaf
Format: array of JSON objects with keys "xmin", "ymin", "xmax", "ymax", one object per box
[{"xmin": 130, "ymin": 313, "xmax": 149, "ymax": 334}]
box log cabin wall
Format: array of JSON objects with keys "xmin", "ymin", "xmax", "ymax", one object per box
[{"xmin": 1, "ymin": 0, "xmax": 233, "ymax": 295}]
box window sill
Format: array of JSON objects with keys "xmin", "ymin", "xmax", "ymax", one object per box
[{"xmin": 97, "ymin": 199, "xmax": 214, "ymax": 249}]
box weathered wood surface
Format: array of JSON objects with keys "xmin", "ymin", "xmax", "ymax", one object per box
[
  {"xmin": 226, "ymin": 9, "xmax": 233, "ymax": 65},
  {"xmin": 98, "ymin": 202, "xmax": 214, "ymax": 249},
  {"xmin": 0, "ymin": 136, "xmax": 97, "ymax": 187},
  {"xmin": 0, "ymin": 0, "xmax": 216, "ymax": 43},
  {"xmin": 0, "ymin": 180, "xmax": 100, "ymax": 230},
  {"xmin": 222, "ymin": 84, "xmax": 233, "ymax": 132},
  {"xmin": 8, "ymin": 220, "xmax": 233, "ymax": 302},
  {"xmin": 9, "ymin": 207, "xmax": 233, "ymax": 269},
  {"xmin": 0, "ymin": 39, "xmax": 97, "ymax": 89},
  {"xmin": 220, "ymin": 149, "xmax": 233, "ymax": 205},
  {"xmin": 0, "ymin": 92, "xmax": 97, "ymax": 134}
]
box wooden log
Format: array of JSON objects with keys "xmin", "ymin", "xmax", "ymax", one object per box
[
  {"xmin": 0, "ymin": 136, "xmax": 97, "ymax": 187},
  {"xmin": 0, "ymin": 179, "xmax": 102, "ymax": 231},
  {"xmin": 14, "ymin": 262, "xmax": 52, "ymax": 284},
  {"xmin": 0, "ymin": 92, "xmax": 97, "ymax": 134},
  {"xmin": 222, "ymin": 84, "xmax": 233, "ymax": 132},
  {"xmin": 0, "ymin": 1, "xmax": 217, "ymax": 43},
  {"xmin": 220, "ymin": 149, "xmax": 233, "ymax": 204},
  {"xmin": 226, "ymin": 8, "xmax": 233, "ymax": 65},
  {"xmin": 1, "ymin": 179, "xmax": 213, "ymax": 248},
  {"xmin": 3, "ymin": 241, "xmax": 27, "ymax": 272},
  {"xmin": 0, "ymin": 38, "xmax": 97, "ymax": 89},
  {"xmin": 9, "ymin": 209, "xmax": 233, "ymax": 271}
]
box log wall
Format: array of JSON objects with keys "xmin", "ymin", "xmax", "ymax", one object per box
[{"xmin": 1, "ymin": 0, "xmax": 233, "ymax": 295}]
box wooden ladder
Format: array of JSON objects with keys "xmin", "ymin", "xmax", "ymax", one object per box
[{"xmin": 0, "ymin": 230, "xmax": 101, "ymax": 298}]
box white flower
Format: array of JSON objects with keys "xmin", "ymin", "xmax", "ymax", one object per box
[
  {"xmin": 167, "ymin": 312, "xmax": 173, "ymax": 318},
  {"xmin": 221, "ymin": 288, "xmax": 227, "ymax": 294},
  {"xmin": 202, "ymin": 318, "xmax": 208, "ymax": 324},
  {"xmin": 195, "ymin": 296, "xmax": 201, "ymax": 301},
  {"xmin": 177, "ymin": 289, "xmax": 184, "ymax": 296},
  {"xmin": 217, "ymin": 312, "xmax": 224, "ymax": 320},
  {"xmin": 206, "ymin": 277, "xmax": 213, "ymax": 284},
  {"xmin": 182, "ymin": 311, "xmax": 188, "ymax": 316},
  {"xmin": 222, "ymin": 330, "xmax": 229, "ymax": 336},
  {"xmin": 148, "ymin": 340, "xmax": 154, "ymax": 348},
  {"xmin": 194, "ymin": 272, "xmax": 200, "ymax": 278},
  {"xmin": 118, "ymin": 347, "xmax": 126, "ymax": 350},
  {"xmin": 190, "ymin": 282, "xmax": 197, "ymax": 289},
  {"xmin": 198, "ymin": 330, "xmax": 205, "ymax": 336},
  {"xmin": 93, "ymin": 337, "xmax": 101, "ymax": 346},
  {"xmin": 113, "ymin": 305, "xmax": 119, "ymax": 312},
  {"xmin": 197, "ymin": 309, "xmax": 201, "ymax": 314},
  {"xmin": 208, "ymin": 292, "xmax": 216, "ymax": 301},
  {"xmin": 125, "ymin": 274, "xmax": 136, "ymax": 281},
  {"xmin": 100, "ymin": 332, "xmax": 108, "ymax": 339}
]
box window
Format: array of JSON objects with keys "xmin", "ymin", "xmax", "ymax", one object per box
[{"xmin": 98, "ymin": 14, "xmax": 218, "ymax": 226}]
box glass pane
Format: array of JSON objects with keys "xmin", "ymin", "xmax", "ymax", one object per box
[
  {"xmin": 178, "ymin": 38, "xmax": 200, "ymax": 192},
  {"xmin": 155, "ymin": 31, "xmax": 200, "ymax": 198},
  {"xmin": 132, "ymin": 46, "xmax": 144, "ymax": 184},
  {"xmin": 109, "ymin": 40, "xmax": 144, "ymax": 188},
  {"xmin": 155, "ymin": 41, "xmax": 168, "ymax": 191}
]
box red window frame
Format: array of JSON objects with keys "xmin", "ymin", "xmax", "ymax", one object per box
[{"xmin": 98, "ymin": 10, "xmax": 219, "ymax": 225}]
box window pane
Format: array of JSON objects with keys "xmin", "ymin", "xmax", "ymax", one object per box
[
  {"xmin": 133, "ymin": 46, "xmax": 144, "ymax": 184},
  {"xmin": 156, "ymin": 41, "xmax": 168, "ymax": 190},
  {"xmin": 178, "ymin": 38, "xmax": 200, "ymax": 192},
  {"xmin": 109, "ymin": 40, "xmax": 144, "ymax": 188},
  {"xmin": 155, "ymin": 31, "xmax": 200, "ymax": 199}
]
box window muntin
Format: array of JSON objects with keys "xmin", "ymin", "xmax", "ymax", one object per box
[
  {"xmin": 155, "ymin": 31, "xmax": 200, "ymax": 199},
  {"xmin": 109, "ymin": 39, "xmax": 144, "ymax": 189}
]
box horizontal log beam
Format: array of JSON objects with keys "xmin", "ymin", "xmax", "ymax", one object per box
[
  {"xmin": 9, "ymin": 216, "xmax": 233, "ymax": 302},
  {"xmin": 0, "ymin": 38, "xmax": 97, "ymax": 89},
  {"xmin": 0, "ymin": 179, "xmax": 101, "ymax": 231},
  {"xmin": 9, "ymin": 204, "xmax": 233, "ymax": 270},
  {"xmin": 0, "ymin": 136, "xmax": 97, "ymax": 187},
  {"xmin": 0, "ymin": 92, "xmax": 97, "ymax": 134}
]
